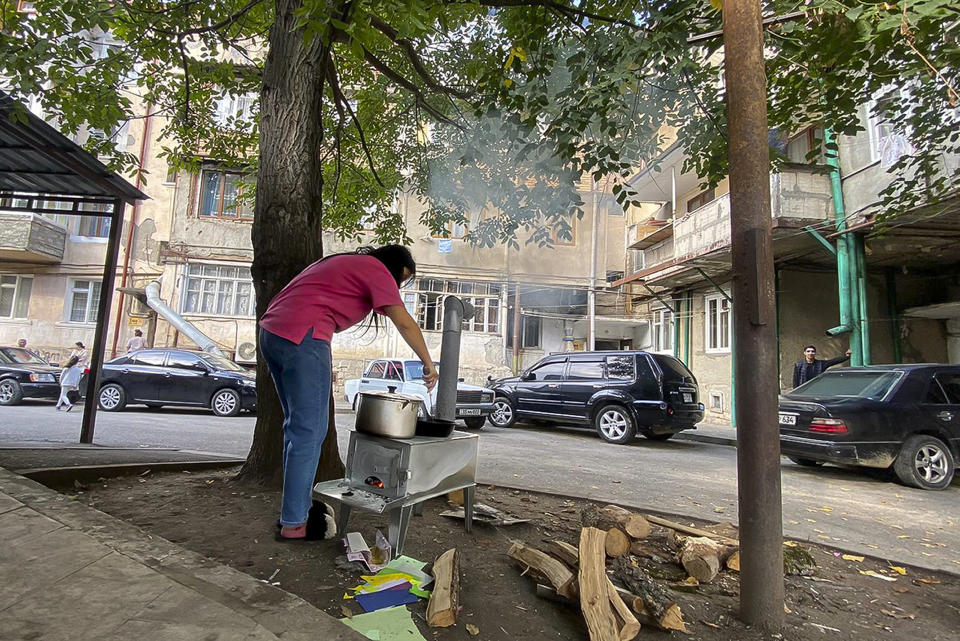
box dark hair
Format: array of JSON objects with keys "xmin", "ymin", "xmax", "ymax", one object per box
[
  {"xmin": 75, "ymin": 341, "xmax": 85, "ymax": 348},
  {"xmin": 804, "ymin": 345, "xmax": 816, "ymax": 351},
  {"xmin": 358, "ymin": 245, "xmax": 416, "ymax": 287},
  {"xmin": 66, "ymin": 355, "xmax": 80, "ymax": 368},
  {"xmin": 134, "ymin": 329, "xmax": 143, "ymax": 336}
]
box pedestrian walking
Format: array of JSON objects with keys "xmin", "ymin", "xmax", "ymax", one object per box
[
  {"xmin": 259, "ymin": 245, "xmax": 438, "ymax": 541},
  {"xmin": 792, "ymin": 344, "xmax": 852, "ymax": 388},
  {"xmin": 56, "ymin": 355, "xmax": 83, "ymax": 412},
  {"xmin": 70, "ymin": 341, "xmax": 88, "ymax": 367},
  {"xmin": 126, "ymin": 329, "xmax": 146, "ymax": 352}
]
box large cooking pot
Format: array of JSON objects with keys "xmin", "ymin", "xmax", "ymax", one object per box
[{"xmin": 355, "ymin": 390, "xmax": 422, "ymax": 438}]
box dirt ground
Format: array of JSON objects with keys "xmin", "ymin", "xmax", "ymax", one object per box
[{"xmin": 57, "ymin": 467, "xmax": 960, "ymax": 641}]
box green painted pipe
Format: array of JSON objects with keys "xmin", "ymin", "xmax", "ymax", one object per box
[
  {"xmin": 824, "ymin": 126, "xmax": 859, "ymax": 353},
  {"xmin": 855, "ymin": 234, "xmax": 871, "ymax": 366}
]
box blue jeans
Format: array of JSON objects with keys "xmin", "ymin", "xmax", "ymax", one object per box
[{"xmin": 259, "ymin": 327, "xmax": 332, "ymax": 526}]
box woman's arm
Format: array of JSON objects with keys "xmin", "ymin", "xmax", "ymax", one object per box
[{"xmin": 381, "ymin": 305, "xmax": 438, "ymax": 390}]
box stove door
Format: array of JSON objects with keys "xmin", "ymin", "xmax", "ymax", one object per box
[{"xmin": 349, "ymin": 442, "xmax": 403, "ymax": 497}]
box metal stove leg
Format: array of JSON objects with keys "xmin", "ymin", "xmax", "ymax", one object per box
[
  {"xmin": 336, "ymin": 503, "xmax": 351, "ymax": 536},
  {"xmin": 389, "ymin": 505, "xmax": 414, "ymax": 556},
  {"xmin": 464, "ymin": 485, "xmax": 475, "ymax": 533},
  {"xmin": 413, "ymin": 501, "xmax": 425, "ymax": 517}
]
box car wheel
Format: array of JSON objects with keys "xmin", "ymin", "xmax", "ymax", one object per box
[
  {"xmin": 0, "ymin": 379, "xmax": 24, "ymax": 406},
  {"xmin": 643, "ymin": 431, "xmax": 675, "ymax": 442},
  {"xmin": 594, "ymin": 404, "xmax": 636, "ymax": 444},
  {"xmin": 98, "ymin": 383, "xmax": 126, "ymax": 412},
  {"xmin": 489, "ymin": 397, "xmax": 516, "ymax": 428},
  {"xmin": 463, "ymin": 417, "xmax": 486, "ymax": 430},
  {"xmin": 893, "ymin": 435, "xmax": 955, "ymax": 490},
  {"xmin": 211, "ymin": 388, "xmax": 242, "ymax": 417},
  {"xmin": 788, "ymin": 456, "xmax": 824, "ymax": 467}
]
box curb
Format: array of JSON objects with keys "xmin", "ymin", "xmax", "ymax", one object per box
[
  {"xmin": 676, "ymin": 432, "xmax": 737, "ymax": 447},
  {"xmin": 18, "ymin": 458, "xmax": 245, "ymax": 486}
]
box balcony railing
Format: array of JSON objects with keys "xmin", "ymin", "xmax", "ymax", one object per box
[{"xmin": 0, "ymin": 212, "xmax": 67, "ymax": 263}]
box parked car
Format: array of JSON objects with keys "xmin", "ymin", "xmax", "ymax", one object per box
[
  {"xmin": 97, "ymin": 349, "xmax": 256, "ymax": 417},
  {"xmin": 487, "ymin": 351, "xmax": 705, "ymax": 444},
  {"xmin": 0, "ymin": 346, "xmax": 62, "ymax": 405},
  {"xmin": 344, "ymin": 358, "xmax": 496, "ymax": 429},
  {"xmin": 779, "ymin": 364, "xmax": 960, "ymax": 490}
]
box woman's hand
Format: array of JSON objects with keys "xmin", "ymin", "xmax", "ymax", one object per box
[{"xmin": 422, "ymin": 363, "xmax": 439, "ymax": 391}]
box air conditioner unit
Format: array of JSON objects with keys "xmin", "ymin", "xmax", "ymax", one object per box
[{"xmin": 236, "ymin": 341, "xmax": 258, "ymax": 363}]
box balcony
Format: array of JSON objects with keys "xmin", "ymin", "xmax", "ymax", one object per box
[
  {"xmin": 0, "ymin": 212, "xmax": 66, "ymax": 263},
  {"xmin": 671, "ymin": 167, "xmax": 833, "ymax": 261}
]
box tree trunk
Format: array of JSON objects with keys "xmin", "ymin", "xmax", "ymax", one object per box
[{"xmin": 236, "ymin": 0, "xmax": 344, "ymax": 487}]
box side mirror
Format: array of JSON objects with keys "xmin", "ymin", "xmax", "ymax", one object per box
[{"xmin": 521, "ymin": 372, "xmax": 534, "ymax": 381}]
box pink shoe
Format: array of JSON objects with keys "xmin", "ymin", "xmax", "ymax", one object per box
[{"xmin": 276, "ymin": 524, "xmax": 307, "ymax": 541}]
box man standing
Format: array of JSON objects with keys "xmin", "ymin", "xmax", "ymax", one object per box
[
  {"xmin": 126, "ymin": 329, "xmax": 146, "ymax": 353},
  {"xmin": 792, "ymin": 345, "xmax": 852, "ymax": 388}
]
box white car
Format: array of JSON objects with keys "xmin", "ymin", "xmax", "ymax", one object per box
[{"xmin": 344, "ymin": 358, "xmax": 496, "ymax": 429}]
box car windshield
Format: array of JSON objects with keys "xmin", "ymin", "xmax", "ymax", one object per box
[
  {"xmin": 652, "ymin": 354, "xmax": 694, "ymax": 381},
  {"xmin": 202, "ymin": 354, "xmax": 246, "ymax": 372},
  {"xmin": 404, "ymin": 361, "xmax": 439, "ymax": 381},
  {"xmin": 0, "ymin": 347, "xmax": 49, "ymax": 365},
  {"xmin": 791, "ymin": 370, "xmax": 902, "ymax": 400}
]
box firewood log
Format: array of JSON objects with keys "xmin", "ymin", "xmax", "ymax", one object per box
[
  {"xmin": 578, "ymin": 527, "xmax": 619, "ymax": 641},
  {"xmin": 545, "ymin": 540, "xmax": 580, "ymax": 569},
  {"xmin": 679, "ymin": 536, "xmax": 730, "ymax": 583},
  {"xmin": 509, "ymin": 542, "xmax": 577, "ymax": 599},
  {"xmin": 725, "ymin": 550, "xmax": 741, "ymax": 572},
  {"xmin": 426, "ymin": 548, "xmax": 460, "ymax": 627},
  {"xmin": 611, "ymin": 557, "xmax": 686, "ymax": 632},
  {"xmin": 604, "ymin": 527, "xmax": 631, "ymax": 558},
  {"xmin": 645, "ymin": 514, "xmax": 738, "ymax": 545},
  {"xmin": 606, "ymin": 578, "xmax": 641, "ymax": 640}
]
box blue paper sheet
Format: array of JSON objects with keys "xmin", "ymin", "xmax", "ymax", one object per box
[{"xmin": 355, "ymin": 584, "xmax": 420, "ymax": 612}]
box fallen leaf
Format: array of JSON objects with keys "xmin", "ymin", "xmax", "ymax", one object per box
[
  {"xmin": 819, "ymin": 506, "xmax": 833, "ymax": 513},
  {"xmin": 681, "ymin": 576, "xmax": 700, "ymax": 586},
  {"xmin": 702, "ymin": 621, "xmax": 721, "ymax": 629},
  {"xmin": 915, "ymin": 578, "xmax": 941, "ymax": 585},
  {"xmin": 881, "ymin": 609, "xmax": 915, "ymax": 620},
  {"xmin": 841, "ymin": 555, "xmax": 865, "ymax": 562},
  {"xmin": 783, "ymin": 541, "xmax": 799, "ymax": 548},
  {"xmin": 466, "ymin": 623, "xmax": 480, "ymax": 636},
  {"xmin": 784, "ymin": 604, "xmax": 792, "ymax": 614},
  {"xmin": 897, "ymin": 535, "xmax": 910, "ymax": 539},
  {"xmin": 860, "ymin": 570, "xmax": 897, "ymax": 582},
  {"xmin": 714, "ymin": 507, "xmax": 726, "ymax": 513},
  {"xmin": 340, "ymin": 605, "xmax": 353, "ymax": 619},
  {"xmin": 888, "ymin": 566, "xmax": 907, "ymax": 575}
]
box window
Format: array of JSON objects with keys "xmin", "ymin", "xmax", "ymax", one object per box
[
  {"xmin": 605, "ymin": 355, "xmax": 635, "ymax": 380},
  {"xmin": 432, "ymin": 219, "xmax": 468, "ymax": 239},
  {"xmin": 366, "ymin": 361, "xmax": 386, "ymax": 378},
  {"xmin": 198, "ymin": 169, "xmax": 251, "ymax": 218},
  {"xmin": 705, "ymin": 294, "xmax": 731, "ymax": 352},
  {"xmin": 651, "ymin": 308, "xmax": 673, "ymax": 354},
  {"xmin": 76, "ymin": 212, "xmax": 111, "ymax": 238},
  {"xmin": 793, "ymin": 371, "xmax": 902, "ymax": 400},
  {"xmin": 506, "ymin": 314, "xmax": 542, "ymax": 348},
  {"xmin": 527, "ymin": 361, "xmax": 565, "ymax": 381},
  {"xmin": 167, "ymin": 352, "xmax": 207, "ymax": 371},
  {"xmin": 164, "ymin": 164, "xmax": 178, "ymax": 185},
  {"xmin": 182, "ymin": 264, "xmax": 256, "ymax": 317},
  {"xmin": 709, "ymin": 392, "xmax": 724, "ymax": 413},
  {"xmin": 67, "ymin": 279, "xmax": 102, "ymax": 324},
  {"xmin": 0, "ymin": 275, "xmax": 33, "ymax": 319},
  {"xmin": 786, "ymin": 127, "xmax": 824, "ymax": 164},
  {"xmin": 383, "ymin": 362, "xmax": 403, "ymax": 381},
  {"xmin": 687, "ymin": 189, "xmax": 715, "ymax": 213},
  {"xmin": 130, "ymin": 351, "xmax": 165, "ymax": 367},
  {"xmin": 567, "ymin": 360, "xmax": 605, "ymax": 380},
  {"xmin": 410, "ymin": 279, "xmax": 500, "ymax": 333},
  {"xmin": 928, "ymin": 374, "xmax": 960, "ymax": 404},
  {"xmin": 38, "ymin": 201, "xmax": 111, "ymax": 238},
  {"xmin": 213, "ymin": 92, "xmax": 257, "ymax": 126}
]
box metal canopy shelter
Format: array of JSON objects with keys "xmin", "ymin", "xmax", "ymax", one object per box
[{"xmin": 0, "ymin": 90, "xmax": 148, "ymax": 444}]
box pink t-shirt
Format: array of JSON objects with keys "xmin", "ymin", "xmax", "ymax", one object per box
[{"xmin": 259, "ymin": 255, "xmax": 403, "ymax": 343}]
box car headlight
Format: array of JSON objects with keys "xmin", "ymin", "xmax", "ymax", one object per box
[
  {"xmin": 241, "ymin": 379, "xmax": 256, "ymax": 387},
  {"xmin": 481, "ymin": 393, "xmax": 494, "ymax": 403},
  {"xmin": 29, "ymin": 373, "xmax": 56, "ymax": 383}
]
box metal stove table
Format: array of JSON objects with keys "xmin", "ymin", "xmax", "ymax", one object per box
[{"xmin": 313, "ymin": 430, "xmax": 478, "ymax": 555}]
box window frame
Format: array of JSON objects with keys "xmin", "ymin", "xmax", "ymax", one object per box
[
  {"xmin": 526, "ymin": 359, "xmax": 566, "ymax": 381},
  {"xmin": 196, "ymin": 168, "xmax": 252, "ymax": 219},
  {"xmin": 704, "ymin": 293, "xmax": 732, "ymax": 354},
  {"xmin": 180, "ymin": 262, "xmax": 256, "ymax": 318},
  {"xmin": 0, "ymin": 274, "xmax": 33, "ymax": 320},
  {"xmin": 566, "ymin": 359, "xmax": 605, "ymax": 380},
  {"xmin": 432, "ymin": 219, "xmax": 469, "ymax": 239},
  {"xmin": 409, "ymin": 278, "xmax": 500, "ymax": 334},
  {"xmin": 686, "ymin": 188, "xmax": 716, "ymax": 213},
  {"xmin": 65, "ymin": 278, "xmax": 102, "ymax": 325},
  {"xmin": 650, "ymin": 307, "xmax": 674, "ymax": 355}
]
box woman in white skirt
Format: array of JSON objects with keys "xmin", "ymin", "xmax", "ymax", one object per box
[{"xmin": 56, "ymin": 355, "xmax": 83, "ymax": 411}]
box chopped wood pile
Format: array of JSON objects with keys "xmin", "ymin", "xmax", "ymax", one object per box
[{"xmin": 508, "ymin": 504, "xmax": 747, "ymax": 639}]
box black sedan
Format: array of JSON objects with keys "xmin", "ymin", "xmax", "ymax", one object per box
[
  {"xmin": 779, "ymin": 365, "xmax": 960, "ymax": 490},
  {"xmin": 98, "ymin": 349, "xmax": 256, "ymax": 417},
  {"xmin": 0, "ymin": 346, "xmax": 62, "ymax": 405}
]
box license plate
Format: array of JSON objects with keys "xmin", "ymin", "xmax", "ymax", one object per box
[
  {"xmin": 458, "ymin": 408, "xmax": 481, "ymax": 416},
  {"xmin": 779, "ymin": 413, "xmax": 797, "ymax": 426},
  {"xmin": 682, "ymin": 393, "xmax": 693, "ymax": 404}
]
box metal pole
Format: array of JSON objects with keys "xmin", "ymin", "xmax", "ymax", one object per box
[
  {"xmin": 588, "ymin": 188, "xmax": 599, "ymax": 351},
  {"xmin": 436, "ymin": 296, "xmax": 473, "ymax": 422},
  {"xmin": 672, "ymin": 295, "xmax": 681, "ymax": 360},
  {"xmin": 855, "ymin": 234, "xmax": 871, "ymax": 365},
  {"xmin": 684, "ymin": 291, "xmax": 692, "ymax": 366},
  {"xmin": 80, "ymin": 199, "xmax": 125, "ymax": 443},
  {"xmin": 723, "ymin": 0, "xmax": 785, "ymax": 631},
  {"xmin": 512, "ymin": 287, "xmax": 521, "ymax": 373}
]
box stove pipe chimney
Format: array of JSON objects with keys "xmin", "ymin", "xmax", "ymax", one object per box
[{"xmin": 435, "ymin": 296, "xmax": 474, "ymax": 422}]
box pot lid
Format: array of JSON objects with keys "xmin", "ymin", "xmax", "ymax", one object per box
[{"xmin": 359, "ymin": 390, "xmax": 424, "ymax": 403}]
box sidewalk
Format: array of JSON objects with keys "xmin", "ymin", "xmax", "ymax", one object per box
[
  {"xmin": 0, "ymin": 465, "xmax": 366, "ymax": 641},
  {"xmin": 677, "ymin": 421, "xmax": 737, "ymax": 447}
]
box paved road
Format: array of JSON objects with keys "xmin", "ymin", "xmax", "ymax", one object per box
[{"xmin": 0, "ymin": 401, "xmax": 957, "ymax": 572}]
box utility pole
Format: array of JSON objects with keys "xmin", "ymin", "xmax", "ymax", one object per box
[{"xmin": 722, "ymin": 0, "xmax": 785, "ymax": 632}]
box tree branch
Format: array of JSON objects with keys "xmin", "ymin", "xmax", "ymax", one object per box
[
  {"xmin": 368, "ymin": 17, "xmax": 473, "ymax": 100},
  {"xmin": 326, "ymin": 54, "xmax": 384, "ymax": 188},
  {"xmin": 449, "ymin": 0, "xmax": 645, "ymax": 32},
  {"xmin": 177, "ymin": 36, "xmax": 192, "ymax": 124},
  {"xmin": 362, "ymin": 47, "xmax": 462, "ymax": 129}
]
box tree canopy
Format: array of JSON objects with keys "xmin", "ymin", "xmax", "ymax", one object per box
[{"xmin": 2, "ymin": 1, "xmax": 956, "ymax": 241}]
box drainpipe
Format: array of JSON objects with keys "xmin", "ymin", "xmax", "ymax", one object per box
[
  {"xmin": 110, "ymin": 103, "xmax": 152, "ymax": 358},
  {"xmin": 886, "ymin": 269, "xmax": 901, "ymax": 363},
  {"xmin": 588, "ymin": 187, "xmax": 598, "ymax": 351},
  {"xmin": 672, "ymin": 294, "xmax": 681, "ymax": 361},
  {"xmin": 144, "ymin": 280, "xmax": 224, "ymax": 355},
  {"xmin": 684, "ymin": 291, "xmax": 692, "ymax": 366},
  {"xmin": 435, "ymin": 296, "xmax": 473, "ymax": 422},
  {"xmin": 775, "ymin": 268, "xmax": 782, "ymax": 386},
  {"xmin": 512, "ymin": 287, "xmax": 520, "ymax": 374},
  {"xmin": 823, "ymin": 125, "xmax": 862, "ymax": 366},
  {"xmin": 855, "ymin": 234, "xmax": 871, "ymax": 365}
]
